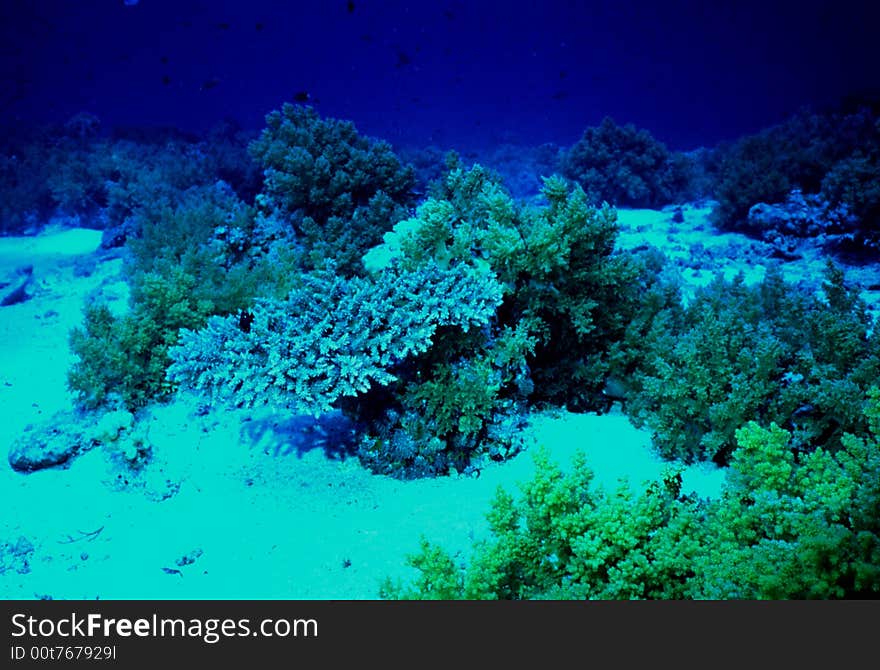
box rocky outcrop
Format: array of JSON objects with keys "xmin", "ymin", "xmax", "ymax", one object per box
[
  {"xmin": 8, "ymin": 411, "xmax": 90, "ymax": 473},
  {"xmin": 8, "ymin": 409, "xmax": 141, "ymax": 474},
  {"xmin": 0, "ymin": 264, "xmax": 34, "ymax": 306},
  {"xmin": 0, "ymin": 536, "xmax": 34, "ymax": 575},
  {"xmin": 747, "ymin": 189, "xmax": 862, "ymax": 260}
]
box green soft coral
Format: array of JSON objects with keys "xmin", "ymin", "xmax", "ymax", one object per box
[
  {"xmin": 697, "ymin": 405, "xmax": 880, "ymax": 598},
  {"xmin": 560, "ymin": 117, "xmax": 693, "ymax": 207},
  {"xmin": 68, "ymin": 265, "xmax": 215, "ymax": 411},
  {"xmin": 383, "ymin": 448, "xmax": 703, "ymax": 600}
]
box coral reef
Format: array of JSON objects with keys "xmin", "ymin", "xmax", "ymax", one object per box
[
  {"xmin": 0, "ymin": 114, "xmax": 258, "ymax": 236},
  {"xmin": 167, "ymin": 163, "xmax": 643, "ymax": 476}
]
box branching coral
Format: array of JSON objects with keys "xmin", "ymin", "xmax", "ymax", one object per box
[{"xmin": 167, "ymin": 262, "xmax": 504, "ymax": 416}]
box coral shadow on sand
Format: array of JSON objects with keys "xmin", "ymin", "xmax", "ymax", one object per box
[{"xmin": 240, "ymin": 411, "xmax": 358, "ymax": 461}]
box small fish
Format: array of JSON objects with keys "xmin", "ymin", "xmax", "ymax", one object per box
[
  {"xmin": 161, "ymin": 75, "xmax": 171, "ymax": 86},
  {"xmin": 200, "ymin": 77, "xmax": 220, "ymax": 91},
  {"xmin": 255, "ymin": 22, "xmax": 264, "ymax": 31},
  {"xmin": 293, "ymin": 90, "xmax": 312, "ymax": 103},
  {"xmin": 396, "ymin": 51, "xmax": 412, "ymax": 67},
  {"xmin": 238, "ymin": 310, "xmax": 255, "ymax": 333},
  {"xmin": 346, "ymin": 1, "xmax": 356, "ymax": 13},
  {"xmin": 792, "ymin": 403, "xmax": 816, "ymax": 418},
  {"xmin": 217, "ymin": 22, "xmax": 231, "ymax": 30},
  {"xmin": 602, "ymin": 376, "xmax": 629, "ymax": 401}
]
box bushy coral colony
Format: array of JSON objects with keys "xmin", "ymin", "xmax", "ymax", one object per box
[
  {"xmin": 383, "ymin": 400, "xmax": 880, "ymax": 599},
  {"xmin": 247, "ymin": 103, "xmax": 417, "ymax": 275},
  {"xmin": 4, "ymin": 100, "xmax": 880, "ymax": 598}
]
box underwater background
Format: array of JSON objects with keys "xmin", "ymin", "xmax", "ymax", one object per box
[{"xmin": 1, "ymin": 0, "xmax": 879, "ymax": 599}]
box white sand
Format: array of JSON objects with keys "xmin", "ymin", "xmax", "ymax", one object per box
[{"xmin": 0, "ymin": 400, "xmax": 724, "ymax": 600}]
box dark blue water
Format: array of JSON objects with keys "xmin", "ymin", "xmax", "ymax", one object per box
[{"xmin": 2, "ymin": 0, "xmax": 878, "ymax": 150}]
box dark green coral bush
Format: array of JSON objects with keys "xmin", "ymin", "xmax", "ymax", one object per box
[
  {"xmin": 358, "ymin": 166, "xmax": 659, "ymax": 472},
  {"xmin": 383, "ymin": 389, "xmax": 880, "ymax": 599},
  {"xmin": 820, "ymin": 145, "xmax": 880, "ymax": 256},
  {"xmin": 0, "ymin": 117, "xmax": 109, "ymax": 232},
  {"xmin": 624, "ymin": 262, "xmax": 880, "ymax": 464},
  {"xmin": 379, "ymin": 161, "xmax": 649, "ymax": 409},
  {"xmin": 711, "ymin": 106, "xmax": 880, "ymax": 233},
  {"xmin": 821, "ymin": 153, "xmax": 880, "ymax": 224},
  {"xmin": 561, "ymin": 117, "xmax": 696, "ymax": 208},
  {"xmin": 68, "ymin": 267, "xmax": 215, "ymax": 410},
  {"xmin": 248, "ymin": 103, "xmax": 415, "ymax": 274}
]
